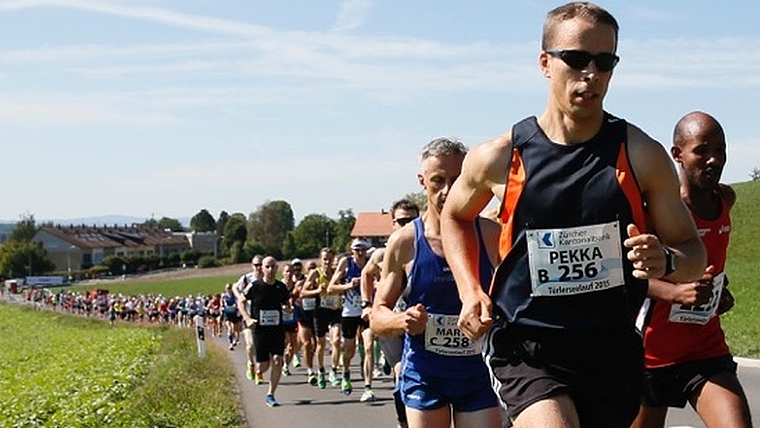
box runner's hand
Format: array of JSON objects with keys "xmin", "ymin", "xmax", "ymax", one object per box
[
  {"xmin": 624, "ymin": 224, "xmax": 667, "ymax": 279},
  {"xmin": 672, "ymin": 265, "xmax": 715, "ymax": 306},
  {"xmin": 458, "ymin": 291, "xmax": 492, "ymax": 341},
  {"xmin": 404, "ymin": 304, "xmax": 428, "ymax": 336}
]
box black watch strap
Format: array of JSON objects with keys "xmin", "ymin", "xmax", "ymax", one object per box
[{"xmin": 663, "ymin": 246, "xmax": 677, "ymax": 276}]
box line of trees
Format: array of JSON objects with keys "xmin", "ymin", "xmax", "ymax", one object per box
[{"xmin": 0, "ymin": 200, "xmax": 362, "ymax": 279}]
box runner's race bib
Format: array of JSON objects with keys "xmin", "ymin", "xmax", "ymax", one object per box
[
  {"xmin": 320, "ymin": 295, "xmax": 340, "ymax": 310},
  {"xmin": 424, "ymin": 313, "xmax": 481, "ymax": 357},
  {"xmin": 259, "ymin": 309, "xmax": 280, "ymax": 326},
  {"xmin": 302, "ymin": 297, "xmax": 316, "ymax": 311},
  {"xmin": 668, "ymin": 272, "xmax": 725, "ymax": 325},
  {"xmin": 527, "ymin": 221, "xmax": 625, "ymax": 297},
  {"xmin": 282, "ymin": 308, "xmax": 295, "ymax": 323}
]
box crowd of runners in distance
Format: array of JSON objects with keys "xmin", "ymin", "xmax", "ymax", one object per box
[{"xmin": 16, "ymin": 286, "xmax": 231, "ymax": 332}]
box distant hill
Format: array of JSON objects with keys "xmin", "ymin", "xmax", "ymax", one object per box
[
  {"xmin": 41, "ymin": 215, "xmax": 148, "ymax": 227},
  {"xmin": 0, "ymin": 215, "xmax": 191, "ymax": 231}
]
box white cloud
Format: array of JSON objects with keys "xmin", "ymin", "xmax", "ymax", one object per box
[
  {"xmin": 0, "ymin": 0, "xmax": 272, "ymax": 37},
  {"xmin": 332, "ymin": 0, "xmax": 373, "ymax": 33}
]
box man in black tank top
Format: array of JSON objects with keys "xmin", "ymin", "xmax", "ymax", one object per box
[{"xmin": 440, "ymin": 3, "xmax": 706, "ymax": 428}]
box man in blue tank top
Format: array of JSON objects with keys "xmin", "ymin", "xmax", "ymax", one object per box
[
  {"xmin": 328, "ymin": 238, "xmax": 370, "ymax": 395},
  {"xmin": 372, "ymin": 138, "xmax": 502, "ymax": 428},
  {"xmin": 441, "ymin": 3, "xmax": 707, "ymax": 428}
]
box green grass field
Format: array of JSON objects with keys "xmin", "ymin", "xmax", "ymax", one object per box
[
  {"xmin": 62, "ymin": 275, "xmax": 242, "ymax": 297},
  {"xmin": 0, "ymin": 302, "xmax": 243, "ymax": 427},
  {"xmin": 722, "ymin": 179, "xmax": 760, "ymax": 358}
]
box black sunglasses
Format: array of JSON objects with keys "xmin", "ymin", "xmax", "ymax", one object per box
[
  {"xmin": 252, "ymin": 263, "xmax": 262, "ymax": 267},
  {"xmin": 545, "ymin": 49, "xmax": 619, "ymax": 72},
  {"xmin": 393, "ymin": 217, "xmax": 415, "ymax": 226}
]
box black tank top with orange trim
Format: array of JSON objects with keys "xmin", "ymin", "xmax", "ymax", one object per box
[{"xmin": 491, "ymin": 113, "xmax": 648, "ymax": 331}]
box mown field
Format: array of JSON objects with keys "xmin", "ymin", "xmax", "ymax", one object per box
[
  {"xmin": 721, "ymin": 179, "xmax": 760, "ymax": 358},
  {"xmin": 0, "ymin": 303, "xmax": 243, "ymax": 428}
]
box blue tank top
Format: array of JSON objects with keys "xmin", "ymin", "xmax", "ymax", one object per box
[
  {"xmin": 342, "ymin": 257, "xmax": 364, "ymax": 317},
  {"xmin": 403, "ymin": 218, "xmax": 493, "ymax": 373},
  {"xmin": 492, "ymin": 113, "xmax": 647, "ymax": 331}
]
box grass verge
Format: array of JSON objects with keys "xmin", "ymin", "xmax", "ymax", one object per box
[{"xmin": 0, "ymin": 302, "xmax": 244, "ymax": 427}]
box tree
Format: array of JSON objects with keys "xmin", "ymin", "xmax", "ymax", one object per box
[
  {"xmin": 8, "ymin": 214, "xmax": 38, "ymax": 243},
  {"xmin": 332, "ymin": 209, "xmax": 356, "ymax": 253},
  {"xmin": 158, "ymin": 217, "xmax": 184, "ymax": 232},
  {"xmin": 248, "ymin": 200, "xmax": 295, "ymax": 258},
  {"xmin": 404, "ymin": 190, "xmax": 427, "ymax": 212},
  {"xmin": 216, "ymin": 211, "xmax": 230, "ymax": 236},
  {"xmin": 750, "ymin": 166, "xmax": 760, "ymax": 181},
  {"xmin": 289, "ymin": 213, "xmax": 336, "ymax": 258},
  {"xmin": 190, "ymin": 209, "xmax": 216, "ymax": 232},
  {"xmin": 222, "ymin": 213, "xmax": 248, "ymax": 257},
  {"xmin": 0, "ymin": 241, "xmax": 55, "ymax": 278}
]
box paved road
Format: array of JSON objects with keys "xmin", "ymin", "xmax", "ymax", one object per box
[
  {"xmin": 213, "ymin": 335, "xmax": 400, "ymax": 428},
  {"xmin": 216, "ymin": 333, "xmax": 759, "ymax": 428},
  {"xmin": 665, "ymin": 357, "xmax": 760, "ymax": 427}
]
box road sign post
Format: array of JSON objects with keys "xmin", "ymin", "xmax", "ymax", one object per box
[{"xmin": 195, "ymin": 314, "xmax": 206, "ymax": 358}]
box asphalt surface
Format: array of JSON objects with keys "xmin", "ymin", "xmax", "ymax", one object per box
[
  {"xmin": 665, "ymin": 357, "xmax": 760, "ymax": 427},
  {"xmin": 213, "ymin": 335, "xmax": 401, "ymax": 428},
  {"xmin": 215, "ymin": 332, "xmax": 760, "ymax": 428}
]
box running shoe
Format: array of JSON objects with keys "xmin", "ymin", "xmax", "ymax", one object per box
[
  {"xmin": 359, "ymin": 388, "xmax": 375, "ymax": 402},
  {"xmin": 265, "ymin": 394, "xmax": 280, "ymax": 408},
  {"xmin": 317, "ymin": 371, "xmax": 326, "ymax": 389},
  {"xmin": 373, "ymin": 367, "xmax": 384, "ymax": 378},
  {"xmin": 254, "ymin": 373, "xmax": 264, "ymax": 385},
  {"xmin": 292, "ymin": 354, "xmax": 301, "ymax": 368},
  {"xmin": 329, "ymin": 370, "xmax": 340, "ymax": 387},
  {"xmin": 383, "ymin": 359, "xmax": 391, "ymax": 375},
  {"xmin": 228, "ymin": 343, "xmax": 234, "ymax": 351},
  {"xmin": 307, "ymin": 372, "xmax": 317, "ymax": 386},
  {"xmin": 340, "ymin": 378, "xmax": 352, "ymax": 395},
  {"xmin": 282, "ymin": 365, "xmax": 290, "ymax": 376},
  {"xmin": 246, "ymin": 363, "xmax": 254, "ymax": 381}
]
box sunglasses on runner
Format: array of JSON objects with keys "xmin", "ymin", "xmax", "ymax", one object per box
[
  {"xmin": 545, "ymin": 49, "xmax": 619, "ymax": 72},
  {"xmin": 393, "ymin": 217, "xmax": 415, "ymax": 227}
]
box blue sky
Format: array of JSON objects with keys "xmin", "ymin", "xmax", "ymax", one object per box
[{"xmin": 1, "ymin": 0, "xmax": 758, "ymax": 224}]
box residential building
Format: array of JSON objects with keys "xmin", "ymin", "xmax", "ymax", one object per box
[
  {"xmin": 32, "ymin": 224, "xmax": 193, "ymax": 272},
  {"xmin": 350, "ymin": 211, "xmax": 394, "ymax": 249}
]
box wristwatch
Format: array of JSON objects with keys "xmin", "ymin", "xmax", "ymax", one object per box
[
  {"xmin": 360, "ymin": 300, "xmax": 372, "ymax": 309},
  {"xmin": 662, "ymin": 246, "xmax": 677, "ymax": 276}
]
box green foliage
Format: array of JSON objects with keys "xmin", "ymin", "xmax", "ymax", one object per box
[
  {"xmin": 190, "ymin": 209, "xmax": 216, "ymax": 233},
  {"xmin": 8, "ymin": 213, "xmax": 38, "ymax": 243},
  {"xmin": 180, "ymin": 249, "xmax": 204, "ymax": 266},
  {"xmin": 221, "ymin": 213, "xmax": 247, "ymax": 256},
  {"xmin": 198, "ymin": 255, "xmax": 220, "ymax": 269},
  {"xmin": 0, "ymin": 241, "xmax": 55, "ymax": 278},
  {"xmin": 0, "ymin": 304, "xmax": 243, "ymax": 427},
  {"xmin": 157, "ymin": 217, "xmax": 185, "ymax": 232},
  {"xmin": 100, "ymin": 254, "xmax": 175, "ymax": 276},
  {"xmin": 247, "ymin": 200, "xmax": 294, "ymax": 259},
  {"xmin": 332, "ymin": 209, "xmax": 356, "ymax": 253},
  {"xmin": 289, "ymin": 213, "xmax": 336, "ymax": 258},
  {"xmin": 0, "ymin": 304, "xmax": 160, "ymax": 426},
  {"xmin": 216, "ymin": 210, "xmax": 230, "ymax": 236},
  {"xmin": 281, "ymin": 232, "xmax": 297, "ymax": 259},
  {"xmin": 721, "ymin": 179, "xmax": 760, "ymax": 357},
  {"xmin": 140, "ymin": 217, "xmax": 183, "ymax": 231},
  {"xmin": 404, "ymin": 190, "xmax": 427, "ymax": 212},
  {"xmin": 114, "ymin": 328, "xmax": 242, "ymax": 427}
]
